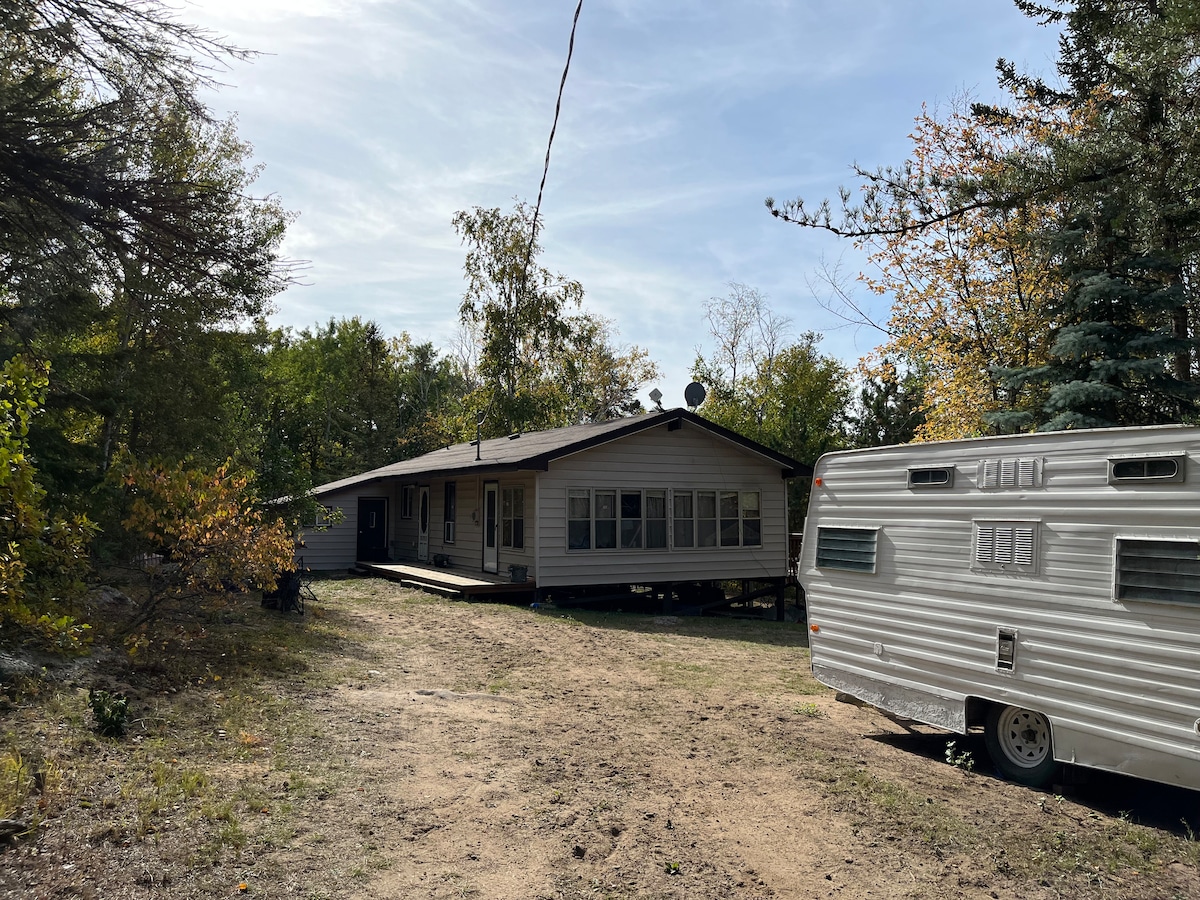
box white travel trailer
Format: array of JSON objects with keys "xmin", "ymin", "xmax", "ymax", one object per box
[{"xmin": 800, "ymin": 425, "xmax": 1200, "ymax": 790}]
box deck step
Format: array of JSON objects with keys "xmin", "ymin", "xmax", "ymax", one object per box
[{"xmin": 399, "ymin": 578, "xmax": 463, "ymax": 599}]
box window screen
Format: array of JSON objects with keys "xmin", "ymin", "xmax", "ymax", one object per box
[
  {"xmin": 1116, "ymin": 538, "xmax": 1200, "ymax": 604},
  {"xmin": 815, "ymin": 527, "xmax": 878, "ymax": 573}
]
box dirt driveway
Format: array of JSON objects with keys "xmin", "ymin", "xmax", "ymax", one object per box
[
  {"xmin": 264, "ymin": 580, "xmax": 1199, "ymax": 900},
  {"xmin": 4, "ymin": 577, "xmax": 1198, "ymax": 900}
]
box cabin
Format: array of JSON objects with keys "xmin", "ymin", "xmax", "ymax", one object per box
[
  {"xmin": 299, "ymin": 408, "xmax": 808, "ymax": 608},
  {"xmin": 801, "ymin": 425, "xmax": 1200, "ymax": 791}
]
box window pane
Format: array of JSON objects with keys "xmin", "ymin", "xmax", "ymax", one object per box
[
  {"xmin": 621, "ymin": 491, "xmax": 642, "ymax": 519},
  {"xmin": 742, "ymin": 519, "xmax": 761, "ymax": 547},
  {"xmin": 645, "ymin": 490, "xmax": 666, "ymax": 519},
  {"xmin": 596, "ymin": 520, "xmax": 617, "ymax": 549},
  {"xmin": 568, "ymin": 491, "xmax": 591, "ymax": 519},
  {"xmin": 512, "ymin": 519, "xmax": 524, "ymax": 549},
  {"xmin": 568, "ymin": 520, "xmax": 591, "ymax": 550},
  {"xmin": 502, "ymin": 491, "xmax": 513, "ymax": 517},
  {"xmin": 646, "ymin": 520, "xmax": 667, "ymax": 549},
  {"xmin": 698, "ymin": 520, "xmax": 717, "ymax": 547},
  {"xmin": 720, "ymin": 518, "xmax": 740, "ymax": 546},
  {"xmin": 595, "ymin": 491, "xmax": 616, "ymax": 519},
  {"xmin": 720, "ymin": 491, "xmax": 739, "ymax": 518},
  {"xmin": 741, "ymin": 492, "xmax": 759, "ymax": 516},
  {"xmin": 621, "ymin": 518, "xmax": 643, "ymax": 549},
  {"xmin": 674, "ymin": 520, "xmax": 694, "ymax": 548},
  {"xmin": 502, "ymin": 520, "xmax": 513, "ymax": 547},
  {"xmin": 697, "ymin": 491, "xmax": 716, "ymax": 518},
  {"xmin": 512, "ymin": 488, "xmax": 524, "ymax": 517},
  {"xmin": 673, "ymin": 491, "xmax": 693, "ymax": 518}
]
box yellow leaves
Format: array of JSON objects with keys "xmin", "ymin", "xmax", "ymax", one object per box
[{"xmin": 855, "ymin": 98, "xmax": 1063, "ymax": 439}]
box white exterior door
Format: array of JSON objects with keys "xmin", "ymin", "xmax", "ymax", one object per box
[
  {"xmin": 418, "ymin": 485, "xmax": 430, "ymax": 562},
  {"xmin": 483, "ymin": 481, "xmax": 499, "ymax": 573}
]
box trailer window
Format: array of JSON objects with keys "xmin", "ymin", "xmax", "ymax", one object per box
[
  {"xmin": 908, "ymin": 467, "xmax": 954, "ymax": 488},
  {"xmin": 1108, "ymin": 455, "xmax": 1185, "ymax": 484},
  {"xmin": 1116, "ymin": 538, "xmax": 1200, "ymax": 605},
  {"xmin": 815, "ymin": 527, "xmax": 877, "ymax": 573}
]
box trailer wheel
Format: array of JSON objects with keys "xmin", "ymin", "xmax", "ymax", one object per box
[{"xmin": 984, "ymin": 704, "xmax": 1059, "ymax": 788}]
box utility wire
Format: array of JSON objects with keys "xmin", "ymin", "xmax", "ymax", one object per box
[{"xmin": 519, "ymin": 0, "xmax": 583, "ymax": 299}]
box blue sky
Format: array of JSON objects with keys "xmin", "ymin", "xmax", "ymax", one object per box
[{"xmin": 186, "ymin": 0, "xmax": 1063, "ymax": 406}]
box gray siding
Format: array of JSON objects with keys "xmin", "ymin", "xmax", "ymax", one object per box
[
  {"xmin": 536, "ymin": 419, "xmax": 789, "ymax": 587},
  {"xmin": 300, "ymin": 484, "xmax": 397, "ymax": 570},
  {"xmin": 802, "ymin": 427, "xmax": 1200, "ymax": 790}
]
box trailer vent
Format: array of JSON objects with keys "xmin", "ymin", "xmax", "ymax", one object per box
[
  {"xmin": 996, "ymin": 628, "xmax": 1017, "ymax": 672},
  {"xmin": 979, "ymin": 457, "xmax": 1041, "ymax": 490},
  {"xmin": 1116, "ymin": 538, "xmax": 1200, "ymax": 605},
  {"xmin": 973, "ymin": 521, "xmax": 1038, "ymax": 571},
  {"xmin": 815, "ymin": 527, "xmax": 878, "ymax": 573}
]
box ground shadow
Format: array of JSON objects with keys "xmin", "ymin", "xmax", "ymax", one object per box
[
  {"xmin": 868, "ymin": 728, "xmax": 1200, "ymax": 835},
  {"xmin": 526, "ymin": 604, "xmax": 811, "ymax": 649}
]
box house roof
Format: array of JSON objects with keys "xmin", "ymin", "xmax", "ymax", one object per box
[{"xmin": 308, "ymin": 408, "xmax": 811, "ymax": 497}]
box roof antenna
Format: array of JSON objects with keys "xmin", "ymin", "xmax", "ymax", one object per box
[
  {"xmin": 649, "ymin": 388, "xmax": 663, "ymax": 412},
  {"xmin": 475, "ymin": 409, "xmax": 487, "ymax": 461}
]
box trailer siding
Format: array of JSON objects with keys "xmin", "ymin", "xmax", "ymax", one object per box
[{"xmin": 801, "ymin": 426, "xmax": 1200, "ymax": 789}]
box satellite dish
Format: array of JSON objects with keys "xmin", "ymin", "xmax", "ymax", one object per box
[{"xmin": 684, "ymin": 382, "xmax": 706, "ymax": 409}]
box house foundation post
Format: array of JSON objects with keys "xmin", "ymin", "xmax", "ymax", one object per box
[{"xmin": 774, "ymin": 578, "xmax": 785, "ymax": 622}]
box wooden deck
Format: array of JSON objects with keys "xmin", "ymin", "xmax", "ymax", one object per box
[{"xmin": 356, "ymin": 561, "xmax": 535, "ymax": 598}]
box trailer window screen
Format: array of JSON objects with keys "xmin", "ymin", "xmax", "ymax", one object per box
[
  {"xmin": 1116, "ymin": 539, "xmax": 1200, "ymax": 605},
  {"xmin": 815, "ymin": 527, "xmax": 877, "ymax": 573},
  {"xmin": 973, "ymin": 521, "xmax": 1038, "ymax": 571},
  {"xmin": 1108, "ymin": 455, "xmax": 1185, "ymax": 484},
  {"xmin": 908, "ymin": 466, "xmax": 954, "ymax": 488}
]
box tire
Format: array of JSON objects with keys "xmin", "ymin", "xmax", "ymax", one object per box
[{"xmin": 984, "ymin": 704, "xmax": 1060, "ymax": 788}]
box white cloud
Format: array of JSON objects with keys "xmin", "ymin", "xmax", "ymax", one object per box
[{"xmin": 183, "ymin": 0, "xmax": 1061, "ymax": 406}]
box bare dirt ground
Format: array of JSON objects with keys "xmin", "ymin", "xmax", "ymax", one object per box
[{"xmin": 4, "ymin": 577, "xmax": 1199, "ymax": 899}]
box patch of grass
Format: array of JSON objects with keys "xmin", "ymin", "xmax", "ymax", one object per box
[
  {"xmin": 651, "ymin": 659, "xmax": 719, "ymax": 689},
  {"xmin": 793, "ymin": 702, "xmax": 823, "ymax": 718}
]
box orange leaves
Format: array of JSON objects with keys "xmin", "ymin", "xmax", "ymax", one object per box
[
  {"xmin": 116, "ymin": 455, "xmax": 294, "ymax": 606},
  {"xmin": 857, "ymin": 97, "xmax": 1064, "ymax": 439}
]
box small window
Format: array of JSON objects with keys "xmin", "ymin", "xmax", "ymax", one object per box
[
  {"xmin": 741, "ymin": 491, "xmax": 761, "ymax": 547},
  {"xmin": 719, "ymin": 491, "xmax": 740, "ymax": 547},
  {"xmin": 568, "ymin": 489, "xmax": 591, "ymax": 550},
  {"xmin": 908, "ymin": 466, "xmax": 954, "ymax": 488},
  {"xmin": 501, "ymin": 486, "xmax": 524, "ymax": 550},
  {"xmin": 595, "ymin": 490, "xmax": 616, "ymax": 549},
  {"xmin": 443, "ymin": 482, "xmax": 456, "ymax": 543},
  {"xmin": 1109, "ymin": 455, "xmax": 1185, "ymax": 484},
  {"xmin": 400, "ymin": 485, "xmax": 414, "ymax": 519},
  {"xmin": 303, "ymin": 505, "xmax": 332, "ymax": 529},
  {"xmin": 815, "ymin": 527, "xmax": 878, "ymax": 573},
  {"xmin": 1116, "ymin": 538, "xmax": 1200, "ymax": 604},
  {"xmin": 672, "ymin": 491, "xmax": 694, "ymax": 548},
  {"xmin": 696, "ymin": 491, "xmax": 717, "ymax": 548},
  {"xmin": 620, "ymin": 491, "xmax": 643, "ymax": 549},
  {"xmin": 645, "ymin": 490, "xmax": 667, "ymax": 549}
]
